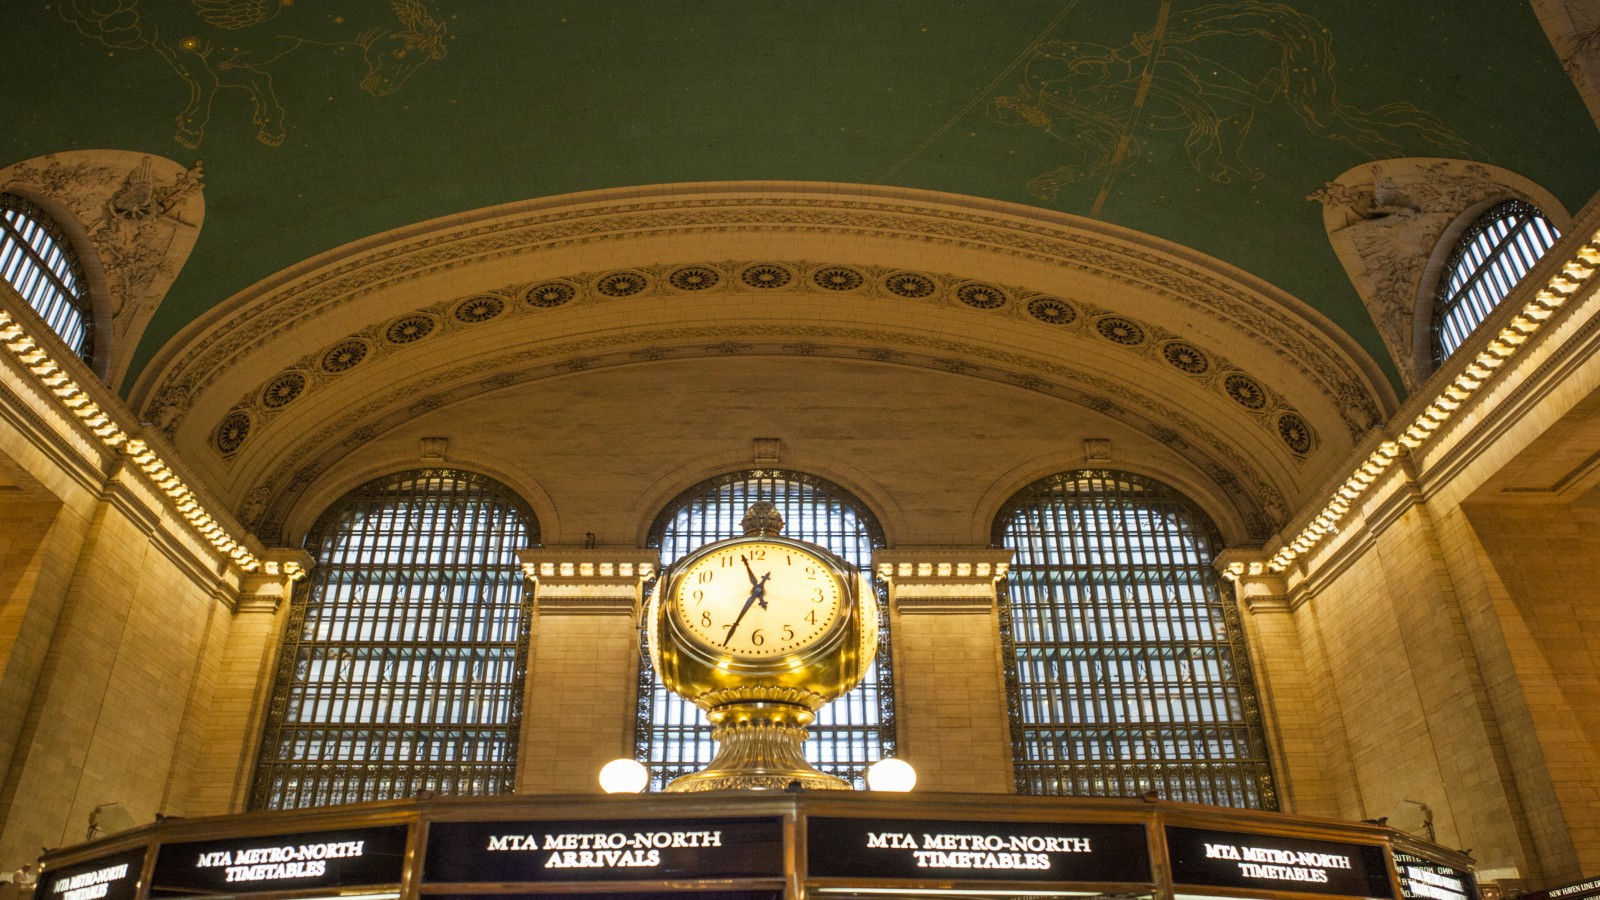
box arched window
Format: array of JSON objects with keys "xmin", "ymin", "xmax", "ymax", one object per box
[
  {"xmin": 1433, "ymin": 199, "xmax": 1560, "ymax": 362},
  {"xmin": 0, "ymin": 193, "xmax": 93, "ymax": 362},
  {"xmin": 638, "ymin": 469, "xmax": 893, "ymax": 789},
  {"xmin": 994, "ymin": 470, "xmax": 1275, "ymax": 808},
  {"xmin": 251, "ymin": 469, "xmax": 537, "ymax": 810}
]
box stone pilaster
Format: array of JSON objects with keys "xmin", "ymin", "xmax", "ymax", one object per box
[
  {"xmin": 516, "ymin": 548, "xmax": 659, "ymax": 793},
  {"xmin": 1216, "ymin": 548, "xmax": 1339, "ymax": 816},
  {"xmin": 185, "ymin": 548, "xmax": 311, "ymax": 815},
  {"xmin": 873, "ymin": 548, "xmax": 1014, "ymax": 793}
]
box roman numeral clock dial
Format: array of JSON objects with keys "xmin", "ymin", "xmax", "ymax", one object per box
[{"xmin": 670, "ymin": 541, "xmax": 846, "ymax": 660}]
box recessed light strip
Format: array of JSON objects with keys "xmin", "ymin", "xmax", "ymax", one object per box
[{"xmin": 0, "ymin": 309, "xmax": 261, "ymax": 573}]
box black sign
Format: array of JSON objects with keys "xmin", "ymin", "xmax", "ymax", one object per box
[
  {"xmin": 42, "ymin": 848, "xmax": 146, "ymax": 900},
  {"xmin": 424, "ymin": 817, "xmax": 784, "ymax": 883},
  {"xmin": 149, "ymin": 824, "xmax": 407, "ymax": 896},
  {"xmin": 1395, "ymin": 851, "xmax": 1476, "ymax": 900},
  {"xmin": 808, "ymin": 817, "xmax": 1152, "ymax": 883},
  {"xmin": 1167, "ymin": 826, "xmax": 1393, "ymax": 898},
  {"xmin": 1519, "ymin": 876, "xmax": 1600, "ymax": 900}
]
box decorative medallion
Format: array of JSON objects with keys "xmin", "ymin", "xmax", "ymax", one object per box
[
  {"xmin": 956, "ymin": 281, "xmax": 1009, "ymax": 309},
  {"xmin": 740, "ymin": 264, "xmax": 793, "ymax": 289},
  {"xmin": 595, "ymin": 271, "xmax": 649, "ymax": 297},
  {"xmin": 384, "ymin": 314, "xmax": 436, "ymax": 344},
  {"xmin": 1279, "ymin": 413, "xmax": 1315, "ymax": 455},
  {"xmin": 1095, "ymin": 316, "xmax": 1146, "ymax": 345},
  {"xmin": 320, "ymin": 339, "xmax": 369, "ymax": 373},
  {"xmin": 261, "ymin": 372, "xmax": 307, "ymax": 409},
  {"xmin": 1224, "ymin": 373, "xmax": 1268, "ymax": 409},
  {"xmin": 884, "ymin": 272, "xmax": 936, "ymax": 298},
  {"xmin": 1162, "ymin": 341, "xmax": 1210, "ymax": 374},
  {"xmin": 668, "ymin": 265, "xmax": 720, "ymax": 291},
  {"xmin": 453, "ymin": 295, "xmax": 505, "ymax": 323},
  {"xmin": 1026, "ymin": 296, "xmax": 1077, "ymax": 325},
  {"xmin": 215, "ymin": 412, "xmax": 251, "ymax": 455},
  {"xmin": 525, "ymin": 280, "xmax": 578, "ymax": 307},
  {"xmin": 812, "ymin": 266, "xmax": 865, "ymax": 291}
]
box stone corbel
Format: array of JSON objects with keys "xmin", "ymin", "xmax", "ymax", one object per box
[
  {"xmin": 873, "ymin": 548, "xmax": 1014, "ymax": 614},
  {"xmin": 236, "ymin": 548, "xmax": 312, "ymax": 614},
  {"xmin": 1215, "ymin": 547, "xmax": 1291, "ymax": 613},
  {"xmin": 518, "ymin": 548, "xmax": 660, "ymax": 615}
]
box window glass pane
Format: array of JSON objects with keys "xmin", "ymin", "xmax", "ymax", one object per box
[
  {"xmin": 1434, "ymin": 200, "xmax": 1560, "ymax": 362},
  {"xmin": 0, "ymin": 193, "xmax": 92, "ymax": 361},
  {"xmin": 250, "ymin": 469, "xmax": 537, "ymax": 810},
  {"xmin": 638, "ymin": 469, "xmax": 892, "ymax": 789},
  {"xmin": 994, "ymin": 470, "xmax": 1276, "ymax": 809}
]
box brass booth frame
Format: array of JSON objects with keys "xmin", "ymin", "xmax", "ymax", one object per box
[{"xmin": 36, "ymin": 792, "xmax": 1475, "ymax": 900}]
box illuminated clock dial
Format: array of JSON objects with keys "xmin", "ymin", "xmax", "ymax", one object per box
[{"xmin": 670, "ymin": 539, "xmax": 847, "ymax": 660}]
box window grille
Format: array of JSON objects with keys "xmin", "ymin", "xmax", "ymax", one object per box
[
  {"xmin": 0, "ymin": 194, "xmax": 93, "ymax": 362},
  {"xmin": 1433, "ymin": 199, "xmax": 1560, "ymax": 362},
  {"xmin": 994, "ymin": 470, "xmax": 1276, "ymax": 808},
  {"xmin": 251, "ymin": 469, "xmax": 537, "ymax": 810},
  {"xmin": 638, "ymin": 469, "xmax": 892, "ymax": 789}
]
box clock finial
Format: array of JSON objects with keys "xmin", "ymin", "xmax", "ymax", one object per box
[{"xmin": 740, "ymin": 502, "xmax": 784, "ymax": 536}]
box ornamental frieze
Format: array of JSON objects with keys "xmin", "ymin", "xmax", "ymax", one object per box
[{"xmin": 210, "ymin": 260, "xmax": 1316, "ymax": 463}]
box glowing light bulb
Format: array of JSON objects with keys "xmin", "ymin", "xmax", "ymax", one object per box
[
  {"xmin": 598, "ymin": 758, "xmax": 649, "ymax": 794},
  {"xmin": 866, "ymin": 758, "xmax": 917, "ymax": 792}
]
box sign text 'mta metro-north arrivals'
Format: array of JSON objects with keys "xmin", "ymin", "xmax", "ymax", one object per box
[
  {"xmin": 1166, "ymin": 826, "xmax": 1395, "ymax": 899},
  {"xmin": 807, "ymin": 818, "xmax": 1152, "ymax": 883},
  {"xmin": 485, "ymin": 828, "xmax": 724, "ymax": 869},
  {"xmin": 148, "ymin": 825, "xmax": 408, "ymax": 898},
  {"xmin": 423, "ymin": 818, "xmax": 783, "ymax": 883}
]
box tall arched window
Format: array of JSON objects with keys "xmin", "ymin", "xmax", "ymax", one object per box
[
  {"xmin": 0, "ymin": 194, "xmax": 93, "ymax": 362},
  {"xmin": 638, "ymin": 469, "xmax": 893, "ymax": 789},
  {"xmin": 994, "ymin": 470, "xmax": 1275, "ymax": 809},
  {"xmin": 1433, "ymin": 199, "xmax": 1560, "ymax": 362},
  {"xmin": 251, "ymin": 469, "xmax": 537, "ymax": 810}
]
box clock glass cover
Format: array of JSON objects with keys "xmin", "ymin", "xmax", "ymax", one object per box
[{"xmin": 671, "ymin": 540, "xmax": 845, "ymax": 659}]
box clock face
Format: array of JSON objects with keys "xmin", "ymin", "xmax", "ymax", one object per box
[{"xmin": 670, "ymin": 540, "xmax": 847, "ymax": 660}]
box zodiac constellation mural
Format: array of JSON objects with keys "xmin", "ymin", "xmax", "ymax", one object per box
[
  {"xmin": 988, "ymin": 1, "xmax": 1480, "ymax": 201},
  {"xmin": 58, "ymin": 0, "xmax": 449, "ymax": 148}
]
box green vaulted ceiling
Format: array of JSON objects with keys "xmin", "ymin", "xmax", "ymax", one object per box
[{"xmin": 5, "ymin": 1, "xmax": 1599, "ymax": 388}]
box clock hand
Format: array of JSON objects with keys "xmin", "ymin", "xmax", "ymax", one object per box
[{"xmin": 723, "ymin": 572, "xmax": 771, "ymax": 645}]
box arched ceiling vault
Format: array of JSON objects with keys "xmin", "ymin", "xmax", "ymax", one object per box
[{"xmin": 129, "ymin": 184, "xmax": 1395, "ymax": 545}]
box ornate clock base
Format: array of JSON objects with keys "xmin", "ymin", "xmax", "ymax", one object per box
[{"xmin": 665, "ymin": 701, "xmax": 851, "ymax": 792}]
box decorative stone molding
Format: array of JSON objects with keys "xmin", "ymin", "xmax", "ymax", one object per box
[
  {"xmin": 1263, "ymin": 212, "xmax": 1600, "ymax": 574},
  {"xmin": 874, "ymin": 548, "xmax": 1013, "ymax": 614},
  {"xmin": 236, "ymin": 549, "xmax": 312, "ymax": 613},
  {"xmin": 132, "ymin": 186, "xmax": 1388, "ymax": 432},
  {"xmin": 1311, "ymin": 158, "xmax": 1567, "ymax": 390},
  {"xmin": 518, "ymin": 548, "xmax": 660, "ymax": 615},
  {"xmin": 0, "ymin": 288, "xmax": 262, "ymax": 574},
  {"xmin": 1216, "ymin": 548, "xmax": 1290, "ymax": 611},
  {"xmin": 209, "ymin": 261, "xmax": 1319, "ymax": 461},
  {"xmin": 0, "ymin": 151, "xmax": 204, "ymax": 387}
]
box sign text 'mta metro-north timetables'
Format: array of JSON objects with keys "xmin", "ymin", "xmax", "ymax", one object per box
[{"xmin": 807, "ymin": 817, "xmax": 1152, "ymax": 883}]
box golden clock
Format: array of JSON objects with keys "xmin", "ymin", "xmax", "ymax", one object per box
[{"xmin": 648, "ymin": 502, "xmax": 877, "ymax": 791}]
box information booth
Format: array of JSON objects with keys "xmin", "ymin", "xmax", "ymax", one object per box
[{"xmin": 37, "ymin": 793, "xmax": 1477, "ymax": 900}]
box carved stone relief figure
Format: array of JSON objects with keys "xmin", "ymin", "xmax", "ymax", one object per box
[
  {"xmin": 0, "ymin": 151, "xmax": 204, "ymax": 387},
  {"xmin": 1310, "ymin": 158, "xmax": 1567, "ymax": 391}
]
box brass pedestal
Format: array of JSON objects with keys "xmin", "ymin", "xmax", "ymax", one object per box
[{"xmin": 666, "ymin": 701, "xmax": 851, "ymax": 792}]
